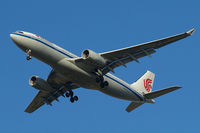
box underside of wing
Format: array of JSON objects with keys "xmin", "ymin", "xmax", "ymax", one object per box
[
  {"xmin": 100, "ymin": 29, "xmax": 194, "ymax": 74},
  {"xmin": 25, "ymin": 70, "xmax": 79, "ymax": 113},
  {"xmin": 73, "ymin": 29, "xmax": 194, "ymax": 75},
  {"xmin": 101, "ymin": 29, "xmax": 195, "ymax": 58}
]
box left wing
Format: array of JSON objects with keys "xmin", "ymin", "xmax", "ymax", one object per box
[
  {"xmin": 24, "ymin": 91, "xmax": 47, "ymax": 113},
  {"xmin": 25, "ymin": 70, "xmax": 79, "ymax": 113},
  {"xmin": 74, "ymin": 29, "xmax": 194, "ymax": 74}
]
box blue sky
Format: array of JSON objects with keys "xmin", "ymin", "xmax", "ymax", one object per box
[{"xmin": 1, "ymin": 0, "xmax": 199, "ymax": 133}]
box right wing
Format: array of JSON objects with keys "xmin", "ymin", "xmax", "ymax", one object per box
[
  {"xmin": 25, "ymin": 70, "xmax": 79, "ymax": 113},
  {"xmin": 100, "ymin": 29, "xmax": 195, "ymax": 74},
  {"xmin": 74, "ymin": 29, "xmax": 194, "ymax": 74}
]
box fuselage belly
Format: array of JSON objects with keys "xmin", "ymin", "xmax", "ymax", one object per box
[{"xmin": 10, "ymin": 32, "xmax": 142, "ymax": 102}]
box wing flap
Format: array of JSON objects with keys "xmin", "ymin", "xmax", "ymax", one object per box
[{"xmin": 101, "ymin": 48, "xmax": 156, "ymax": 74}]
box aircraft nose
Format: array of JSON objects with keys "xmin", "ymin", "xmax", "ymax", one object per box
[
  {"xmin": 10, "ymin": 32, "xmax": 28, "ymax": 52},
  {"xmin": 10, "ymin": 34, "xmax": 15, "ymax": 40},
  {"xmin": 10, "ymin": 33, "xmax": 18, "ymax": 43},
  {"xmin": 10, "ymin": 33, "xmax": 23, "ymax": 48}
]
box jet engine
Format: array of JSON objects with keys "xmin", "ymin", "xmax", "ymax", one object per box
[
  {"xmin": 82, "ymin": 49, "xmax": 107, "ymax": 66},
  {"xmin": 29, "ymin": 76, "xmax": 55, "ymax": 92}
]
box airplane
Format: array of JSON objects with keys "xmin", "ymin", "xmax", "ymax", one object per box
[{"xmin": 10, "ymin": 29, "xmax": 194, "ymax": 113}]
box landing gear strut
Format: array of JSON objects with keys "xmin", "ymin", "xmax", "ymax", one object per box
[
  {"xmin": 94, "ymin": 69, "xmax": 109, "ymax": 89},
  {"xmin": 26, "ymin": 49, "xmax": 32, "ymax": 60},
  {"xmin": 65, "ymin": 90, "xmax": 78, "ymax": 103}
]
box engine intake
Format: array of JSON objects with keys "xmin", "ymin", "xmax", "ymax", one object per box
[
  {"xmin": 29, "ymin": 76, "xmax": 55, "ymax": 92},
  {"xmin": 82, "ymin": 49, "xmax": 107, "ymax": 66}
]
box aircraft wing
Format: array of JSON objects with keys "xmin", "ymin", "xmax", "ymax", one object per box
[
  {"xmin": 25, "ymin": 70, "xmax": 79, "ymax": 113},
  {"xmin": 100, "ymin": 29, "xmax": 194, "ymax": 74},
  {"xmin": 24, "ymin": 91, "xmax": 46, "ymax": 113},
  {"xmin": 74, "ymin": 29, "xmax": 194, "ymax": 74}
]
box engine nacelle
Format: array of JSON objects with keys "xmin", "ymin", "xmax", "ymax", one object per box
[
  {"xmin": 82, "ymin": 49, "xmax": 107, "ymax": 66},
  {"xmin": 29, "ymin": 76, "xmax": 55, "ymax": 92}
]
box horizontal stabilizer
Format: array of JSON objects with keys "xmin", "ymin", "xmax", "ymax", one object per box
[
  {"xmin": 126, "ymin": 102, "xmax": 143, "ymax": 112},
  {"xmin": 144, "ymin": 86, "xmax": 181, "ymax": 99}
]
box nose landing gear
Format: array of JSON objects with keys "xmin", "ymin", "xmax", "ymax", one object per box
[
  {"xmin": 26, "ymin": 56, "xmax": 32, "ymax": 60},
  {"xmin": 26, "ymin": 49, "xmax": 32, "ymax": 60}
]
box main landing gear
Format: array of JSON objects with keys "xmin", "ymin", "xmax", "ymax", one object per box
[
  {"xmin": 26, "ymin": 49, "xmax": 32, "ymax": 60},
  {"xmin": 94, "ymin": 69, "xmax": 109, "ymax": 89},
  {"xmin": 65, "ymin": 90, "xmax": 78, "ymax": 103}
]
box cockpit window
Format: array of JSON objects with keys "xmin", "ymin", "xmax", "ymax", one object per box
[
  {"xmin": 17, "ymin": 31, "xmax": 24, "ymax": 34},
  {"xmin": 15, "ymin": 31, "xmax": 42, "ymax": 39}
]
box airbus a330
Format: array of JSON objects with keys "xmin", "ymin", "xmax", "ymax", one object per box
[{"xmin": 10, "ymin": 29, "xmax": 194, "ymax": 113}]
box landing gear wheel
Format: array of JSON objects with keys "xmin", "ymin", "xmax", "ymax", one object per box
[
  {"xmin": 69, "ymin": 91, "xmax": 74, "ymax": 97},
  {"xmin": 26, "ymin": 49, "xmax": 32, "ymax": 60},
  {"xmin": 65, "ymin": 92, "xmax": 70, "ymax": 97},
  {"xmin": 104, "ymin": 81, "xmax": 109, "ymax": 86},
  {"xmin": 26, "ymin": 49, "xmax": 31, "ymax": 54},
  {"xmin": 70, "ymin": 97, "xmax": 74, "ymax": 103},
  {"xmin": 26, "ymin": 56, "xmax": 32, "ymax": 60},
  {"xmin": 73, "ymin": 96, "xmax": 78, "ymax": 101}
]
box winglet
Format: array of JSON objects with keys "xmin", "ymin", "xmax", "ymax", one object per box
[{"xmin": 186, "ymin": 28, "xmax": 195, "ymax": 35}]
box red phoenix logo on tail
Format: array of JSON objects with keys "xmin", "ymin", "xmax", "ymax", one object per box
[{"xmin": 143, "ymin": 78, "xmax": 152, "ymax": 92}]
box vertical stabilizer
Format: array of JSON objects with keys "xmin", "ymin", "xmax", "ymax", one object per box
[{"xmin": 131, "ymin": 71, "xmax": 155, "ymax": 94}]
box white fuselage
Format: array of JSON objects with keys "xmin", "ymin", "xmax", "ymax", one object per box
[{"xmin": 10, "ymin": 31, "xmax": 144, "ymax": 102}]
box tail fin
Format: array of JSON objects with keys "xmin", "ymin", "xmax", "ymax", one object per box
[{"xmin": 131, "ymin": 70, "xmax": 155, "ymax": 94}]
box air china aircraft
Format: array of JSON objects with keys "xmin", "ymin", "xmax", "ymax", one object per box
[{"xmin": 10, "ymin": 29, "xmax": 194, "ymax": 113}]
